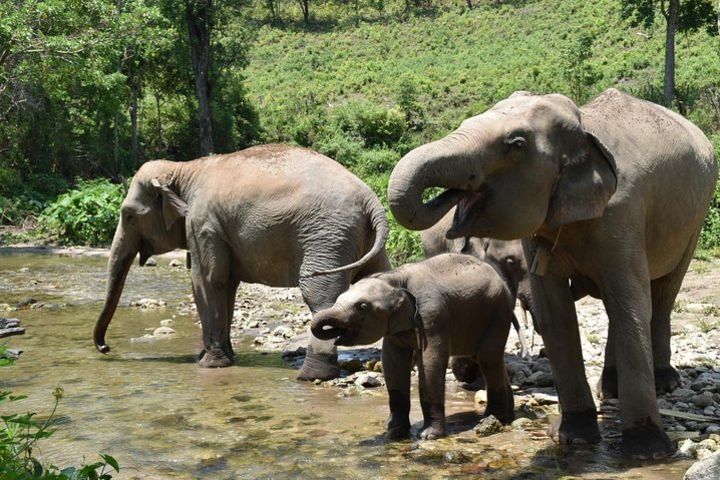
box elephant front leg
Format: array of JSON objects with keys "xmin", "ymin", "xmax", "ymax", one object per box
[
  {"xmin": 382, "ymin": 337, "xmax": 413, "ymax": 439},
  {"xmin": 188, "ymin": 234, "xmax": 235, "ymax": 368},
  {"xmin": 477, "ymin": 320, "xmax": 514, "ymax": 423},
  {"xmin": 600, "ymin": 259, "xmax": 674, "ymax": 459},
  {"xmin": 526, "ymin": 269, "xmax": 600, "ymax": 445},
  {"xmin": 417, "ymin": 339, "xmax": 448, "ymax": 440}
]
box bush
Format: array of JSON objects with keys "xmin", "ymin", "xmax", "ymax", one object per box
[
  {"xmin": 700, "ymin": 179, "xmax": 720, "ymax": 251},
  {"xmin": 329, "ymin": 101, "xmax": 406, "ymax": 148},
  {"xmin": 38, "ymin": 179, "xmax": 125, "ymax": 246}
]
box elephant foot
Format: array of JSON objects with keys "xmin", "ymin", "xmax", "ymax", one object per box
[
  {"xmin": 598, "ymin": 366, "xmax": 681, "ymax": 399},
  {"xmin": 296, "ymin": 351, "xmax": 340, "ymax": 381},
  {"xmin": 548, "ymin": 409, "xmax": 601, "ymax": 445},
  {"xmin": 654, "ymin": 366, "xmax": 681, "ymax": 394},
  {"xmin": 621, "ymin": 419, "xmax": 675, "ymax": 459},
  {"xmin": 198, "ymin": 348, "xmax": 234, "ymax": 368},
  {"xmin": 386, "ymin": 416, "xmax": 411, "ymax": 440},
  {"xmin": 419, "ymin": 423, "xmax": 446, "ymax": 440}
]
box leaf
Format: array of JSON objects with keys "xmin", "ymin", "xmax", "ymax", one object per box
[{"xmin": 100, "ymin": 454, "xmax": 119, "ymax": 473}]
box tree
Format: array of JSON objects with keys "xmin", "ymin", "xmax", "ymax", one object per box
[
  {"xmin": 298, "ymin": 0, "xmax": 309, "ymax": 25},
  {"xmin": 621, "ymin": 0, "xmax": 716, "ymax": 107},
  {"xmin": 185, "ymin": 0, "xmax": 215, "ymax": 156}
]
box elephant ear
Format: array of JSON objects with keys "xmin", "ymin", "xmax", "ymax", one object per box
[
  {"xmin": 386, "ymin": 287, "xmax": 419, "ymax": 336},
  {"xmin": 545, "ymin": 131, "xmax": 617, "ymax": 229},
  {"xmin": 151, "ymin": 178, "xmax": 188, "ymax": 231}
]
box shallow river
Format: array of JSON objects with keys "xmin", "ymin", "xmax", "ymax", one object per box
[{"xmin": 0, "ymin": 251, "xmax": 694, "ymax": 479}]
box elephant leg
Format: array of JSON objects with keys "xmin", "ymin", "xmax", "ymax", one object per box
[
  {"xmin": 296, "ymin": 270, "xmax": 352, "ymax": 381},
  {"xmin": 382, "ymin": 337, "xmax": 413, "ymax": 439},
  {"xmin": 188, "ymin": 237, "xmax": 235, "ymax": 368},
  {"xmin": 417, "ymin": 337, "xmax": 449, "ymax": 440},
  {"xmin": 450, "ymin": 356, "xmax": 484, "ymax": 389},
  {"xmin": 477, "ymin": 320, "xmax": 514, "ymax": 423},
  {"xmin": 598, "ymin": 334, "xmax": 618, "ymax": 399},
  {"xmin": 649, "ymin": 233, "xmax": 698, "ymax": 394},
  {"xmin": 599, "ymin": 253, "xmax": 673, "ymax": 459},
  {"xmin": 512, "ymin": 314, "xmax": 530, "ymax": 359},
  {"xmin": 526, "ymin": 270, "xmax": 599, "ymax": 445}
]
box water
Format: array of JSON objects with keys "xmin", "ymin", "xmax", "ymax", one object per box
[{"xmin": 0, "ymin": 251, "xmax": 694, "ymax": 479}]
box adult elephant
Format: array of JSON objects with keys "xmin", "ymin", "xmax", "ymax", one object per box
[
  {"xmin": 387, "ymin": 89, "xmax": 717, "ymax": 458},
  {"xmin": 94, "ymin": 144, "xmax": 390, "ymax": 381}
]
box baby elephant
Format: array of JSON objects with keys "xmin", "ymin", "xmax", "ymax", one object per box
[{"xmin": 310, "ymin": 253, "xmax": 515, "ymax": 440}]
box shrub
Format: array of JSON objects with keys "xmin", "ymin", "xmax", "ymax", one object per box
[
  {"xmin": 329, "ymin": 101, "xmax": 406, "ymax": 148},
  {"xmin": 38, "ymin": 179, "xmax": 125, "ymax": 246},
  {"xmin": 700, "ymin": 177, "xmax": 720, "ymax": 251}
]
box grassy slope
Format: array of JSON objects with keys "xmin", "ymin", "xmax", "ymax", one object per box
[{"xmin": 241, "ymin": 0, "xmax": 720, "ymax": 261}]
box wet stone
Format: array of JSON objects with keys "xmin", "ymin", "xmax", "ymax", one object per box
[
  {"xmin": 153, "ymin": 326, "xmax": 176, "ymax": 336},
  {"xmin": 474, "ymin": 415, "xmax": 504, "ymax": 436},
  {"xmin": 144, "ymin": 258, "xmax": 157, "ymax": 267},
  {"xmin": 355, "ymin": 374, "xmax": 381, "ymax": 388},
  {"xmin": 693, "ymin": 392, "xmax": 714, "ymax": 408}
]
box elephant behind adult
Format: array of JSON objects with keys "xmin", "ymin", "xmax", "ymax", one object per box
[
  {"xmin": 387, "ymin": 89, "xmax": 717, "ymax": 458},
  {"xmin": 94, "ymin": 144, "xmax": 390, "ymax": 381}
]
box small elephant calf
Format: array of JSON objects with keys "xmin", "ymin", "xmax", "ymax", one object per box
[{"xmin": 310, "ymin": 253, "xmax": 515, "ymax": 440}]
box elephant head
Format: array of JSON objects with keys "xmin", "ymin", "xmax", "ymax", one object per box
[
  {"xmin": 310, "ymin": 277, "xmax": 416, "ymax": 346},
  {"xmin": 388, "ymin": 92, "xmax": 617, "ymax": 240},
  {"xmin": 94, "ymin": 160, "xmax": 188, "ymax": 354}
]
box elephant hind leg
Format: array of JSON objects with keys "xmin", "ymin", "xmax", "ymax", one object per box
[
  {"xmin": 649, "ymin": 232, "xmax": 699, "ymax": 393},
  {"xmin": 296, "ymin": 268, "xmax": 353, "ymax": 381}
]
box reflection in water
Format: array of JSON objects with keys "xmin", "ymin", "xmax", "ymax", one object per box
[{"xmin": 0, "ymin": 252, "xmax": 692, "ymax": 479}]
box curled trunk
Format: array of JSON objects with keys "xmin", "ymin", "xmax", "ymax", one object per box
[
  {"xmin": 93, "ymin": 222, "xmax": 140, "ymax": 353},
  {"xmin": 388, "ymin": 134, "xmax": 480, "ymax": 231},
  {"xmin": 310, "ymin": 308, "xmax": 349, "ymax": 341}
]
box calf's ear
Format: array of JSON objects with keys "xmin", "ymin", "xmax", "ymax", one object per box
[{"xmin": 387, "ymin": 288, "xmax": 418, "ymax": 336}]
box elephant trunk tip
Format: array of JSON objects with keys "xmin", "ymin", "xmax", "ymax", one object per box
[
  {"xmin": 95, "ymin": 342, "xmax": 111, "ymax": 354},
  {"xmin": 310, "ymin": 314, "xmax": 347, "ymax": 341}
]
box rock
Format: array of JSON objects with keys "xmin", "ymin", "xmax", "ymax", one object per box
[
  {"xmin": 373, "ymin": 361, "xmax": 383, "ymax": 373},
  {"xmin": 511, "ymin": 417, "xmax": 533, "ymax": 429},
  {"xmin": 443, "ymin": 451, "xmax": 471, "ymax": 464},
  {"xmin": 160, "ymin": 319, "xmax": 174, "ymax": 326},
  {"xmin": 355, "ymin": 374, "xmax": 381, "ymax": 388},
  {"xmin": 272, "ymin": 326, "xmax": 293, "ymax": 338},
  {"xmin": 253, "ymin": 336, "xmax": 267, "ymax": 345},
  {"xmin": 657, "ymin": 398, "xmax": 672, "ymax": 409},
  {"xmin": 672, "ymin": 388, "xmax": 696, "ymax": 400},
  {"xmin": 144, "ymin": 258, "xmax": 157, "ymax": 267},
  {"xmin": 340, "ymin": 359, "xmax": 364, "ymax": 374},
  {"xmin": 18, "ymin": 267, "xmax": 29, "ymax": 273},
  {"xmin": 153, "ymin": 326, "xmax": 176, "ymax": 336},
  {"xmin": 169, "ymin": 259, "xmax": 183, "ymax": 267},
  {"xmin": 706, "ymin": 425, "xmax": 720, "ymax": 435},
  {"xmin": 680, "ymin": 438, "xmax": 700, "ymax": 457},
  {"xmin": 694, "ymin": 392, "xmax": 714, "ymax": 408},
  {"xmin": 525, "ymin": 371, "xmax": 554, "ymax": 387},
  {"xmin": 474, "ymin": 415, "xmax": 504, "ymax": 436},
  {"xmin": 130, "ymin": 298, "xmax": 167, "ymax": 309},
  {"xmin": 474, "ymin": 390, "xmax": 487, "ymax": 404}
]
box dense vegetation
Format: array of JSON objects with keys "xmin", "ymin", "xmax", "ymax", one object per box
[
  {"xmin": 1, "ymin": 0, "xmax": 720, "ymax": 259},
  {"xmin": 0, "ymin": 346, "xmax": 119, "ymax": 479}
]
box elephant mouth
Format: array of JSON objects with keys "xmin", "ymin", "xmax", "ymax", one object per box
[
  {"xmin": 138, "ymin": 239, "xmax": 153, "ymax": 266},
  {"xmin": 449, "ymin": 186, "xmax": 488, "ymax": 236}
]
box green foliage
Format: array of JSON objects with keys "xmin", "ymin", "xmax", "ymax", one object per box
[
  {"xmin": 0, "ymin": 347, "xmax": 119, "ymax": 479},
  {"xmin": 560, "ymin": 33, "xmax": 602, "ymax": 104},
  {"xmin": 37, "ymin": 179, "xmax": 125, "ymax": 246},
  {"xmin": 329, "ymin": 101, "xmax": 406, "ymax": 148},
  {"xmin": 620, "ymin": 0, "xmax": 717, "ymax": 32},
  {"xmin": 699, "ymin": 138, "xmax": 720, "ymax": 251}
]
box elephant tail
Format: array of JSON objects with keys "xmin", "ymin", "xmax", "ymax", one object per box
[{"xmin": 308, "ymin": 195, "xmax": 389, "ymax": 277}]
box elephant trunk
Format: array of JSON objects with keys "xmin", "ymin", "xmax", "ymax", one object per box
[
  {"xmin": 308, "ymin": 186, "xmax": 390, "ymax": 277},
  {"xmin": 310, "ymin": 308, "xmax": 349, "ymax": 341},
  {"xmin": 388, "ymin": 133, "xmax": 482, "ymax": 231},
  {"xmin": 93, "ymin": 221, "xmax": 140, "ymax": 354}
]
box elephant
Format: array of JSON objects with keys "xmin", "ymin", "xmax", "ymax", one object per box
[
  {"xmin": 93, "ymin": 144, "xmax": 391, "ymax": 381},
  {"xmin": 420, "ymin": 207, "xmax": 532, "ymax": 361},
  {"xmin": 387, "ymin": 88, "xmax": 717, "ymax": 458},
  {"xmin": 310, "ymin": 253, "xmax": 515, "ymax": 439}
]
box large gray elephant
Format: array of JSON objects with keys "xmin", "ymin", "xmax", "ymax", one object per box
[
  {"xmin": 387, "ymin": 89, "xmax": 717, "ymax": 458},
  {"xmin": 94, "ymin": 144, "xmax": 390, "ymax": 381}
]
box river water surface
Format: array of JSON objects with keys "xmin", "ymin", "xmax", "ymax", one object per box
[{"xmin": 0, "ymin": 251, "xmax": 694, "ymax": 479}]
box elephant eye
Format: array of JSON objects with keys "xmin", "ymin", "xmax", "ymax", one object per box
[
  {"xmin": 505, "ymin": 136, "xmax": 527, "ymax": 149},
  {"xmin": 356, "ymin": 302, "xmax": 370, "ymax": 311}
]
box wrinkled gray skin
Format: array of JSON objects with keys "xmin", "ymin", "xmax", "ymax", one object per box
[
  {"xmin": 94, "ymin": 144, "xmax": 390, "ymax": 381},
  {"xmin": 388, "ymin": 89, "xmax": 717, "ymax": 458},
  {"xmin": 420, "ymin": 207, "xmax": 532, "ymax": 360},
  {"xmin": 310, "ymin": 254, "xmax": 515, "ymax": 440}
]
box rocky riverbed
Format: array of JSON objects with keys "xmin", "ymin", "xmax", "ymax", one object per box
[{"xmin": 3, "ymin": 245, "xmax": 719, "ymax": 478}]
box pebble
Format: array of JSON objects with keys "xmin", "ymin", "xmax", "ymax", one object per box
[
  {"xmin": 144, "ymin": 258, "xmax": 157, "ymax": 267},
  {"xmin": 153, "ymin": 326, "xmax": 175, "ymax": 336},
  {"xmin": 474, "ymin": 415, "xmax": 504, "ymax": 436},
  {"xmin": 355, "ymin": 374, "xmax": 381, "ymax": 388},
  {"xmin": 474, "ymin": 390, "xmax": 487, "ymax": 404},
  {"xmin": 693, "ymin": 392, "xmax": 714, "ymax": 408},
  {"xmin": 160, "ymin": 319, "xmax": 174, "ymax": 326}
]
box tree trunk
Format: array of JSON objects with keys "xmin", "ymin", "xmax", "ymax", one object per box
[
  {"xmin": 185, "ymin": 0, "xmax": 214, "ymax": 156},
  {"xmin": 466, "ymin": 0, "xmax": 472, "ymax": 9},
  {"xmin": 129, "ymin": 81, "xmax": 140, "ymax": 168},
  {"xmin": 299, "ymin": 0, "xmax": 309, "ymax": 25},
  {"xmin": 267, "ymin": 0, "xmax": 277, "ymax": 24},
  {"xmin": 155, "ymin": 92, "xmax": 164, "ymax": 155},
  {"xmin": 663, "ymin": 0, "xmax": 679, "ymax": 107}
]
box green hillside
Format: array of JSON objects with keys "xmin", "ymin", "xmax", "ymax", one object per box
[{"xmin": 241, "ymin": 0, "xmax": 720, "ymax": 260}]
